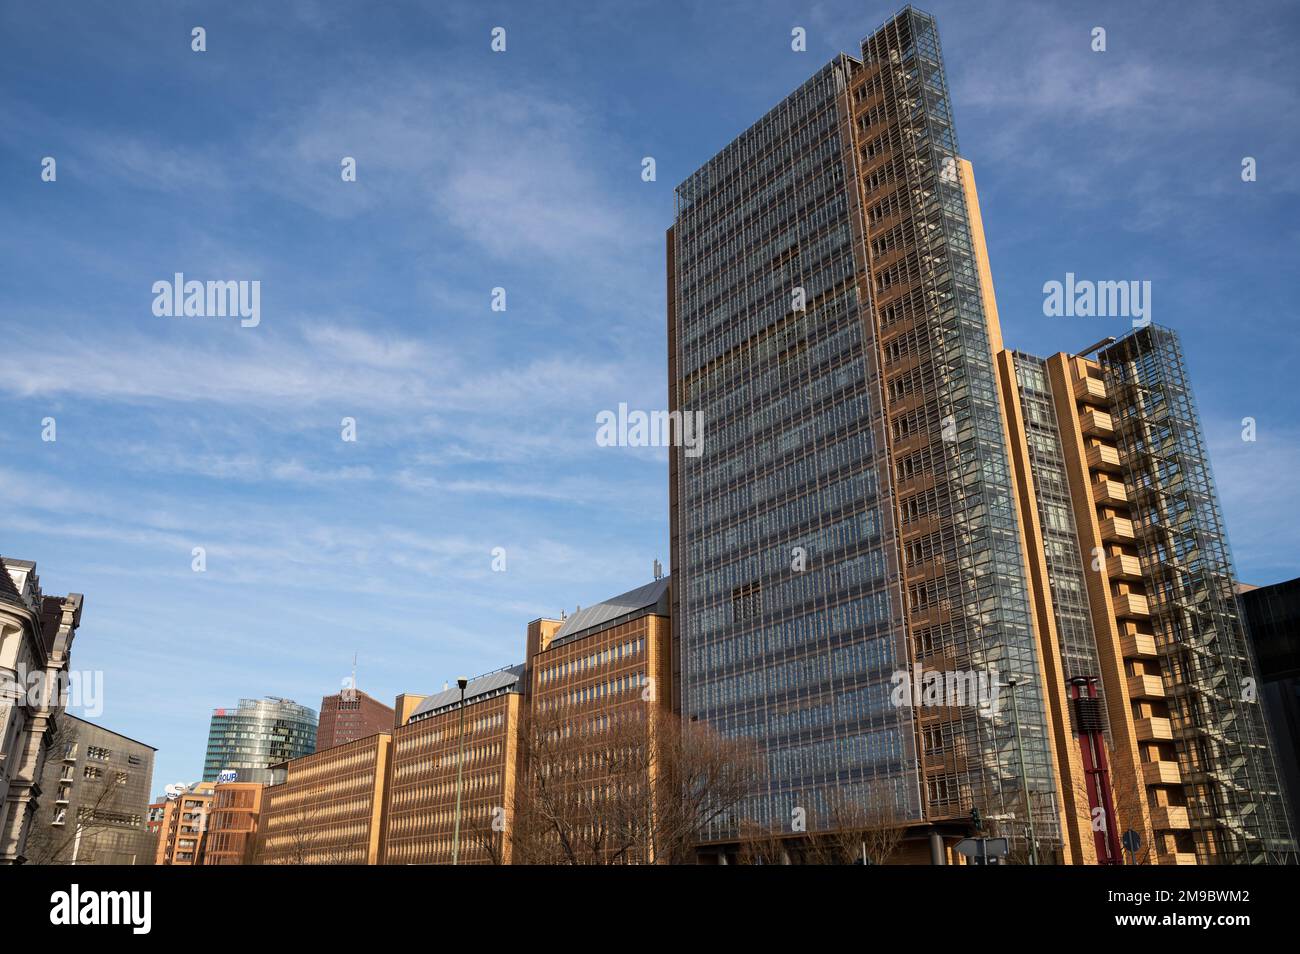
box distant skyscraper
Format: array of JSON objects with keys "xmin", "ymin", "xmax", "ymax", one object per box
[
  {"xmin": 317, "ymin": 687, "xmax": 394, "ymax": 752},
  {"xmin": 668, "ymin": 7, "xmax": 1059, "ymax": 855},
  {"xmin": 203, "ymin": 696, "xmax": 317, "ymax": 785}
]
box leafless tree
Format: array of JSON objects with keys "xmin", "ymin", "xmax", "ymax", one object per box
[
  {"xmin": 735, "ymin": 819, "xmax": 792, "ymax": 865},
  {"xmin": 507, "ymin": 701, "xmax": 760, "ymax": 864},
  {"xmin": 24, "ymin": 718, "xmax": 129, "ymax": 865},
  {"xmin": 806, "ymin": 783, "xmax": 907, "ymax": 865}
]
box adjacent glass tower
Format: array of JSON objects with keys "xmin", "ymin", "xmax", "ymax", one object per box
[
  {"xmin": 668, "ymin": 7, "xmax": 1060, "ymax": 853},
  {"xmin": 203, "ymin": 696, "xmax": 318, "ymax": 785},
  {"xmin": 1100, "ymin": 326, "xmax": 1294, "ymax": 862}
]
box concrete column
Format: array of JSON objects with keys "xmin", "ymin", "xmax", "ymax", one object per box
[{"xmin": 930, "ymin": 830, "xmax": 946, "ymax": 865}]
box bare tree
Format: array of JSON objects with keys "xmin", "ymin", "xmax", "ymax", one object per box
[
  {"xmin": 24, "ymin": 718, "xmax": 130, "ymax": 865},
  {"xmin": 256, "ymin": 795, "xmax": 354, "ymax": 865},
  {"xmin": 735, "ymin": 819, "xmax": 791, "ymax": 865},
  {"xmin": 507, "ymin": 702, "xmax": 760, "ymax": 864},
  {"xmin": 806, "ymin": 783, "xmax": 907, "ymax": 865}
]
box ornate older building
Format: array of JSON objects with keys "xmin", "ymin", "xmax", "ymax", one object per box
[{"xmin": 0, "ymin": 557, "xmax": 84, "ymax": 864}]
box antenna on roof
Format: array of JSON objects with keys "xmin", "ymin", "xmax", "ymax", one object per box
[
  {"xmin": 351, "ymin": 651, "xmax": 358, "ymax": 692},
  {"xmin": 653, "ymin": 559, "xmax": 664, "ymax": 581}
]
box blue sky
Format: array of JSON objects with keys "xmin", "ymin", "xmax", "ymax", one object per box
[{"xmin": 2, "ymin": 0, "xmax": 1298, "ymax": 793}]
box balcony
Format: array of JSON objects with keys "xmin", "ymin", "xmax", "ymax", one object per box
[
  {"xmin": 1081, "ymin": 408, "xmax": 1115, "ymax": 436},
  {"xmin": 1107, "ymin": 553, "xmax": 1143, "ymax": 580},
  {"xmin": 1113, "ymin": 592, "xmax": 1150, "ymax": 618},
  {"xmin": 1086, "ymin": 443, "xmax": 1122, "ymax": 472},
  {"xmin": 1127, "ymin": 673, "xmax": 1165, "ymax": 699},
  {"xmin": 1150, "ymin": 805, "xmax": 1191, "ymax": 830},
  {"xmin": 1142, "ymin": 760, "xmax": 1183, "ymax": 786},
  {"xmin": 1092, "ymin": 478, "xmax": 1128, "ymax": 506},
  {"xmin": 1121, "ymin": 631, "xmax": 1158, "ymax": 659},
  {"xmin": 1100, "ymin": 516, "xmax": 1135, "ymax": 542},
  {"xmin": 1136, "ymin": 717, "xmax": 1173, "ymax": 741},
  {"xmin": 1073, "ymin": 374, "xmax": 1109, "ymax": 404}
]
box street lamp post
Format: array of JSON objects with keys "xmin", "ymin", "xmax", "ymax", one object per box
[
  {"xmin": 1006, "ymin": 675, "xmax": 1039, "ymax": 865},
  {"xmin": 452, "ymin": 676, "xmax": 468, "ymax": 865}
]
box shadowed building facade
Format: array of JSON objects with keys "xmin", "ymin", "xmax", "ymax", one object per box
[
  {"xmin": 1238, "ymin": 577, "xmax": 1300, "ymax": 844},
  {"xmin": 29, "ymin": 716, "xmax": 156, "ymax": 865}
]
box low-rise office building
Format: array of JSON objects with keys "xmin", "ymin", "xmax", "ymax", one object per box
[
  {"xmin": 525, "ymin": 579, "xmax": 672, "ymax": 863},
  {"xmin": 384, "ymin": 667, "xmax": 525, "ymax": 865},
  {"xmin": 256, "ymin": 732, "xmax": 390, "ymax": 865}
]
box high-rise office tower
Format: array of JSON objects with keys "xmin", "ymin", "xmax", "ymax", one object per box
[
  {"xmin": 203, "ymin": 696, "xmax": 318, "ymax": 785},
  {"xmin": 668, "ymin": 7, "xmax": 1060, "ymax": 858}
]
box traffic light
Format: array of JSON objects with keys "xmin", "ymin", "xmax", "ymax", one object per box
[{"xmin": 970, "ymin": 806, "xmax": 983, "ymax": 832}]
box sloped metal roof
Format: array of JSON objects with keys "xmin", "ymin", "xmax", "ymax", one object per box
[
  {"xmin": 410, "ymin": 663, "xmax": 526, "ymax": 718},
  {"xmin": 552, "ymin": 577, "xmax": 670, "ymax": 645}
]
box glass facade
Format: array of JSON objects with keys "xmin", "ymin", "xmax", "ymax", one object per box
[
  {"xmin": 1010, "ymin": 353, "xmax": 1109, "ymax": 726},
  {"xmin": 203, "ymin": 696, "xmax": 318, "ymax": 785},
  {"xmin": 1100, "ymin": 325, "xmax": 1296, "ymax": 862},
  {"xmin": 669, "ymin": 8, "xmax": 1060, "ymax": 850}
]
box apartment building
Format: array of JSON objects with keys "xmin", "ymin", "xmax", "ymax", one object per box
[
  {"xmin": 256, "ymin": 732, "xmax": 390, "ymax": 865},
  {"xmin": 155, "ymin": 782, "xmax": 215, "ymax": 865},
  {"xmin": 0, "ymin": 557, "xmax": 84, "ymax": 864},
  {"xmin": 383, "ymin": 667, "xmax": 525, "ymax": 865}
]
